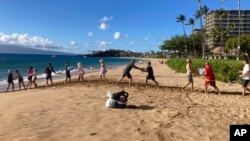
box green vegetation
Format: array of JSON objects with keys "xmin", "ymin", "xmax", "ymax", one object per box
[
  {"xmin": 166, "ymin": 58, "xmax": 243, "ymax": 82},
  {"xmin": 225, "ymin": 35, "xmax": 250, "ymax": 54},
  {"xmin": 160, "ymin": 34, "xmax": 203, "ymax": 56}
]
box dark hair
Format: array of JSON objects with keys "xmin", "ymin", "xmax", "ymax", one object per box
[
  {"xmin": 16, "ymin": 70, "xmax": 19, "ymax": 73},
  {"xmin": 48, "ymin": 63, "xmax": 51, "ymax": 66},
  {"xmin": 244, "ymin": 59, "xmax": 249, "ymax": 64},
  {"xmin": 147, "ymin": 61, "xmax": 151, "ymax": 65}
]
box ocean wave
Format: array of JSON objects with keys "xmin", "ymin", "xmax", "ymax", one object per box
[{"xmin": 0, "ymin": 68, "xmax": 95, "ymax": 86}]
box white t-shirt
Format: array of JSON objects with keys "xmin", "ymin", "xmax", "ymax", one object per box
[{"xmin": 242, "ymin": 64, "xmax": 250, "ymax": 80}]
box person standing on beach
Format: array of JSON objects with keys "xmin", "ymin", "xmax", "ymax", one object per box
[
  {"xmin": 45, "ymin": 63, "xmax": 56, "ymax": 86},
  {"xmin": 240, "ymin": 59, "xmax": 250, "ymax": 95},
  {"xmin": 32, "ymin": 68, "xmax": 38, "ymax": 88},
  {"xmin": 27, "ymin": 67, "xmax": 33, "ymax": 89},
  {"xmin": 183, "ymin": 59, "xmax": 194, "ymax": 91},
  {"xmin": 64, "ymin": 61, "xmax": 71, "ymax": 83},
  {"xmin": 77, "ymin": 62, "xmax": 84, "ymax": 81},
  {"xmin": 144, "ymin": 61, "xmax": 159, "ymax": 85},
  {"xmin": 15, "ymin": 70, "xmax": 25, "ymax": 90},
  {"xmin": 99, "ymin": 59, "xmax": 107, "ymax": 81},
  {"xmin": 7, "ymin": 69, "xmax": 14, "ymax": 91},
  {"xmin": 116, "ymin": 59, "xmax": 144, "ymax": 86},
  {"xmin": 204, "ymin": 62, "xmax": 220, "ymax": 94}
]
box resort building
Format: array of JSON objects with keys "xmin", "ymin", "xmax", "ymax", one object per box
[{"xmin": 205, "ymin": 10, "xmax": 250, "ymax": 52}]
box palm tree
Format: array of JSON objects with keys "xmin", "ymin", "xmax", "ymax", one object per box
[
  {"xmin": 177, "ymin": 15, "xmax": 188, "ymax": 56},
  {"xmin": 215, "ymin": 8, "xmax": 228, "ymax": 57},
  {"xmin": 196, "ymin": 0, "xmax": 206, "ymax": 58},
  {"xmin": 188, "ymin": 18, "xmax": 196, "ymax": 57}
]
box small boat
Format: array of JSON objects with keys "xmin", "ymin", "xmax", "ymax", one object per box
[{"xmin": 51, "ymin": 55, "xmax": 56, "ymax": 58}]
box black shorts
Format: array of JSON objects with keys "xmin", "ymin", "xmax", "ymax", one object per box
[
  {"xmin": 8, "ymin": 79, "xmax": 13, "ymax": 83},
  {"xmin": 46, "ymin": 74, "xmax": 52, "ymax": 80},
  {"xmin": 66, "ymin": 71, "xmax": 71, "ymax": 78},
  {"xmin": 146, "ymin": 75, "xmax": 155, "ymax": 80},
  {"xmin": 122, "ymin": 72, "xmax": 132, "ymax": 78},
  {"xmin": 242, "ymin": 80, "xmax": 249, "ymax": 87},
  {"xmin": 19, "ymin": 77, "xmax": 23, "ymax": 82},
  {"xmin": 28, "ymin": 76, "xmax": 32, "ymax": 81}
]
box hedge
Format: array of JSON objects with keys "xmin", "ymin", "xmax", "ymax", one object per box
[{"xmin": 166, "ymin": 58, "xmax": 243, "ymax": 83}]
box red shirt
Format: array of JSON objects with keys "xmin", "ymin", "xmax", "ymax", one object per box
[{"xmin": 205, "ymin": 65, "xmax": 215, "ymax": 81}]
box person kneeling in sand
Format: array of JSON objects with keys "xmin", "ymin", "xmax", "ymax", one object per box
[
  {"xmin": 183, "ymin": 59, "xmax": 194, "ymax": 91},
  {"xmin": 116, "ymin": 59, "xmax": 144, "ymax": 86},
  {"xmin": 204, "ymin": 62, "xmax": 220, "ymax": 94},
  {"xmin": 144, "ymin": 61, "xmax": 159, "ymax": 85}
]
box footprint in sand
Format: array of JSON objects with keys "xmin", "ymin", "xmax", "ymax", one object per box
[
  {"xmin": 89, "ymin": 132, "xmax": 97, "ymax": 136},
  {"xmin": 136, "ymin": 128, "xmax": 146, "ymax": 135},
  {"xmin": 140, "ymin": 119, "xmax": 145, "ymax": 125},
  {"xmin": 154, "ymin": 130, "xmax": 166, "ymax": 141}
]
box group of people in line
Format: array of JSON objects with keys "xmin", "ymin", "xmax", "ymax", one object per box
[
  {"xmin": 6, "ymin": 59, "xmax": 159, "ymax": 92},
  {"xmin": 183, "ymin": 58, "xmax": 250, "ymax": 96},
  {"xmin": 7, "ymin": 57, "xmax": 249, "ymax": 96}
]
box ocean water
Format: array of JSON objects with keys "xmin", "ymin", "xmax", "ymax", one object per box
[{"xmin": 0, "ymin": 54, "xmax": 134, "ymax": 91}]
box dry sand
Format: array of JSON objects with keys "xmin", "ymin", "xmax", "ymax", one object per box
[{"xmin": 0, "ymin": 58, "xmax": 249, "ymax": 141}]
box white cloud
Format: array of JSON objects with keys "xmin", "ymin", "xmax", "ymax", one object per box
[
  {"xmin": 144, "ymin": 37, "xmax": 149, "ymax": 41},
  {"xmin": 70, "ymin": 41, "xmax": 76, "ymax": 46},
  {"xmin": 114, "ymin": 32, "xmax": 121, "ymax": 40},
  {"xmin": 97, "ymin": 41, "xmax": 112, "ymax": 47},
  {"xmin": 98, "ymin": 16, "xmax": 113, "ymax": 31},
  {"xmin": 99, "ymin": 16, "xmax": 113, "ymax": 23},
  {"xmin": 0, "ymin": 32, "xmax": 64, "ymax": 50},
  {"xmin": 99, "ymin": 23, "xmax": 109, "ymax": 31},
  {"xmin": 87, "ymin": 32, "xmax": 93, "ymax": 37}
]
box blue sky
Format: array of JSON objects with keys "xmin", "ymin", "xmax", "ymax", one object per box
[{"xmin": 0, "ymin": 0, "xmax": 249, "ymax": 54}]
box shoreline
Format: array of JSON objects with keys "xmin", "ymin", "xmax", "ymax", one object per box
[
  {"xmin": 0, "ymin": 63, "xmax": 127, "ymax": 93},
  {"xmin": 0, "ymin": 57, "xmax": 148, "ymax": 93}
]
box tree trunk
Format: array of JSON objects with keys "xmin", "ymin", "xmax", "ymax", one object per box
[
  {"xmin": 182, "ymin": 22, "xmax": 188, "ymax": 57},
  {"xmin": 192, "ymin": 26, "xmax": 195, "ymax": 58}
]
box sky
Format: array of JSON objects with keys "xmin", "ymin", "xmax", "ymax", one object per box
[{"xmin": 0, "ymin": 0, "xmax": 249, "ymax": 54}]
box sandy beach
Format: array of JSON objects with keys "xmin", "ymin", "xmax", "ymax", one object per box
[{"xmin": 0, "ymin": 58, "xmax": 249, "ymax": 141}]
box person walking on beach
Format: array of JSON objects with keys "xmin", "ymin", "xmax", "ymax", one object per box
[
  {"xmin": 26, "ymin": 67, "xmax": 33, "ymax": 89},
  {"xmin": 144, "ymin": 61, "xmax": 159, "ymax": 85},
  {"xmin": 99, "ymin": 59, "xmax": 107, "ymax": 81},
  {"xmin": 45, "ymin": 63, "xmax": 56, "ymax": 86},
  {"xmin": 77, "ymin": 62, "xmax": 84, "ymax": 81},
  {"xmin": 15, "ymin": 70, "xmax": 25, "ymax": 90},
  {"xmin": 183, "ymin": 59, "xmax": 194, "ymax": 91},
  {"xmin": 240, "ymin": 59, "xmax": 250, "ymax": 95},
  {"xmin": 116, "ymin": 59, "xmax": 144, "ymax": 86},
  {"xmin": 7, "ymin": 69, "xmax": 14, "ymax": 91},
  {"xmin": 65, "ymin": 61, "xmax": 71, "ymax": 83},
  {"xmin": 204, "ymin": 62, "xmax": 220, "ymax": 94},
  {"xmin": 32, "ymin": 68, "xmax": 38, "ymax": 88}
]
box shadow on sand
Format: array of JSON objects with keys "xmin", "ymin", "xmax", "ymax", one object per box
[{"xmin": 126, "ymin": 105, "xmax": 155, "ymax": 110}]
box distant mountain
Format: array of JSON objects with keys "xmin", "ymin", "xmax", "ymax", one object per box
[
  {"xmin": 85, "ymin": 49, "xmax": 142, "ymax": 57},
  {"xmin": 0, "ymin": 44, "xmax": 72, "ymax": 55}
]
